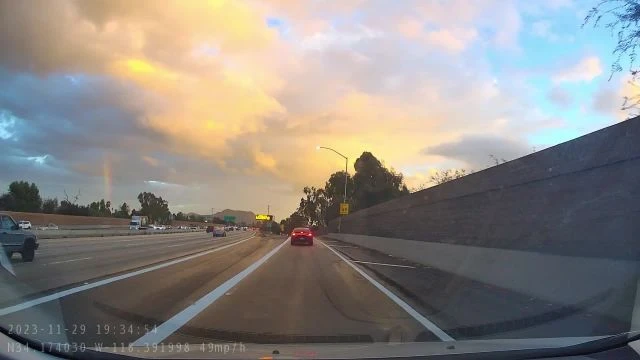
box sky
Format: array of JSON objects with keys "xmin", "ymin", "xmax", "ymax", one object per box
[{"xmin": 0, "ymin": 0, "xmax": 635, "ymax": 220}]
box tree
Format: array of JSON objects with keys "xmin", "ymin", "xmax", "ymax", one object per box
[
  {"xmin": 56, "ymin": 189, "xmax": 89, "ymax": 216},
  {"xmin": 114, "ymin": 202, "xmax": 130, "ymax": 218},
  {"xmin": 3, "ymin": 181, "xmax": 43, "ymax": 212},
  {"xmin": 584, "ymin": 0, "xmax": 640, "ymax": 112},
  {"xmin": 411, "ymin": 169, "xmax": 472, "ymax": 191},
  {"xmin": 488, "ymin": 154, "xmax": 507, "ymax": 166},
  {"xmin": 351, "ymin": 152, "xmax": 409, "ymax": 209},
  {"xmin": 281, "ymin": 212, "xmax": 308, "ymax": 234},
  {"xmin": 0, "ymin": 193, "xmax": 15, "ymax": 211},
  {"xmin": 173, "ymin": 212, "xmax": 186, "ymax": 221},
  {"xmin": 297, "ymin": 186, "xmax": 329, "ymax": 228},
  {"xmin": 137, "ymin": 192, "xmax": 171, "ymax": 224},
  {"xmin": 323, "ymin": 171, "xmax": 355, "ymax": 223},
  {"xmin": 288, "ymin": 152, "xmax": 409, "ymax": 227},
  {"xmin": 88, "ymin": 199, "xmax": 112, "ymax": 217},
  {"xmin": 270, "ymin": 221, "xmax": 281, "ymax": 234},
  {"xmin": 42, "ymin": 198, "xmax": 58, "ymax": 213},
  {"xmin": 432, "ymin": 169, "xmax": 469, "ymax": 185}
]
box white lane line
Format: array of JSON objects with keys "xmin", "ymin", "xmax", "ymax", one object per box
[
  {"xmin": 330, "ymin": 245, "xmax": 358, "ymax": 248},
  {"xmin": 320, "ymin": 240, "xmax": 454, "ymax": 342},
  {"xmin": 0, "ymin": 235, "xmax": 256, "ymax": 316},
  {"xmin": 132, "ymin": 238, "xmax": 289, "ymax": 346},
  {"xmin": 352, "ymin": 260, "xmax": 416, "ymax": 269},
  {"xmin": 47, "ymin": 257, "xmax": 92, "ymax": 265},
  {"xmin": 167, "ymin": 243, "xmax": 190, "ymax": 248}
]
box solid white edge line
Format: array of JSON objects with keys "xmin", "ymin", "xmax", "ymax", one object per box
[
  {"xmin": 131, "ymin": 238, "xmax": 289, "ymax": 346},
  {"xmin": 0, "ymin": 234, "xmax": 257, "ymax": 317},
  {"xmin": 320, "ymin": 239, "xmax": 455, "ymax": 342},
  {"xmin": 352, "ymin": 260, "xmax": 416, "ymax": 269},
  {"xmin": 48, "ymin": 257, "xmax": 92, "ymax": 265}
]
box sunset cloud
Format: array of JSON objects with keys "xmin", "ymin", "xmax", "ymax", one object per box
[{"xmin": 0, "ymin": 0, "xmax": 626, "ymax": 219}]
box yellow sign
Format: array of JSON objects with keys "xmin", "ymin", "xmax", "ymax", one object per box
[
  {"xmin": 339, "ymin": 203, "xmax": 349, "ymax": 215},
  {"xmin": 256, "ymin": 214, "xmax": 273, "ymax": 221}
]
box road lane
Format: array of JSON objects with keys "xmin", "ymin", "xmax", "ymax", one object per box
[
  {"xmin": 163, "ymin": 238, "xmax": 433, "ymax": 344},
  {"xmin": 321, "ymin": 237, "xmax": 632, "ymax": 340},
  {"xmin": 0, "ymin": 236, "xmax": 283, "ymax": 346},
  {"xmin": 0, "ymin": 231, "xmax": 255, "ymax": 306}
]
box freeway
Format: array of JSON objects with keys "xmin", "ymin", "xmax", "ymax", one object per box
[{"xmin": 0, "ymin": 231, "xmax": 628, "ymax": 355}]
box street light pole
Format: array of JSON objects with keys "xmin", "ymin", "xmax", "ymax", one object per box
[{"xmin": 317, "ymin": 146, "xmax": 348, "ymax": 233}]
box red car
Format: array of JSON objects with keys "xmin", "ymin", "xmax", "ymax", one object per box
[{"xmin": 290, "ymin": 227, "xmax": 313, "ymax": 246}]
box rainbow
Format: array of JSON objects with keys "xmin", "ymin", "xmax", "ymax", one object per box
[{"xmin": 103, "ymin": 154, "xmax": 112, "ymax": 202}]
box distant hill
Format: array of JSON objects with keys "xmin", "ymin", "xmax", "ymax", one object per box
[{"xmin": 213, "ymin": 209, "xmax": 256, "ymax": 225}]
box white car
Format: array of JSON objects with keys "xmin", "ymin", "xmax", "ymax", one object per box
[{"xmin": 18, "ymin": 221, "xmax": 32, "ymax": 230}]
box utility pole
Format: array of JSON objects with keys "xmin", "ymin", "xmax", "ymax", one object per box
[{"xmin": 317, "ymin": 146, "xmax": 349, "ymax": 233}]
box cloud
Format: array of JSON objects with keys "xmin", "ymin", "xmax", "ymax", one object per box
[
  {"xmin": 592, "ymin": 76, "xmax": 638, "ymax": 120},
  {"xmin": 553, "ymin": 56, "xmax": 602, "ymax": 83},
  {"xmin": 423, "ymin": 134, "xmax": 532, "ymax": 169},
  {"xmin": 547, "ymin": 86, "xmax": 573, "ymax": 107},
  {"xmin": 300, "ymin": 25, "xmax": 382, "ymax": 51},
  {"xmin": 424, "ymin": 28, "xmax": 479, "ymax": 53},
  {"xmin": 531, "ymin": 19, "xmax": 575, "ymax": 43},
  {"xmin": 0, "ymin": 0, "xmax": 610, "ymax": 219},
  {"xmin": 532, "ymin": 20, "xmax": 557, "ymax": 41}
]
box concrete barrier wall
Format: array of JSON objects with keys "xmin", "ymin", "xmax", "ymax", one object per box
[
  {"xmin": 2, "ymin": 211, "xmax": 210, "ymax": 229},
  {"xmin": 3, "ymin": 212, "xmax": 130, "ymax": 227},
  {"xmin": 327, "ymin": 118, "xmax": 640, "ymax": 326},
  {"xmin": 332, "ymin": 117, "xmax": 640, "ymax": 260},
  {"xmin": 325, "ymin": 233, "xmax": 638, "ymax": 324},
  {"xmin": 34, "ymin": 228, "xmax": 203, "ymax": 239}
]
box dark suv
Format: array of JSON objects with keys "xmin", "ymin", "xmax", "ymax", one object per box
[{"xmin": 0, "ymin": 213, "xmax": 39, "ymax": 262}]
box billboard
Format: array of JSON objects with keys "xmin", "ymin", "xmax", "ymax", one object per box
[{"xmin": 255, "ymin": 214, "xmax": 273, "ymax": 221}]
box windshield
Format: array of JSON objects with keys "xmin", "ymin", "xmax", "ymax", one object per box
[{"xmin": 1, "ymin": 1, "xmax": 639, "ymax": 359}]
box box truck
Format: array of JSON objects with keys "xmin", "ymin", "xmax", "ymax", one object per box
[{"xmin": 129, "ymin": 215, "xmax": 149, "ymax": 230}]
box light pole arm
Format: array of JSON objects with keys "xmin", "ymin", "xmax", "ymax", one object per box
[
  {"xmin": 318, "ymin": 146, "xmax": 347, "ymax": 161},
  {"xmin": 318, "ymin": 145, "xmax": 350, "ymax": 233}
]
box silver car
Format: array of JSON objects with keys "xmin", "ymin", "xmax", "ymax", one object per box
[
  {"xmin": 1, "ymin": 213, "xmax": 39, "ymax": 262},
  {"xmin": 213, "ymin": 227, "xmax": 227, "ymax": 237}
]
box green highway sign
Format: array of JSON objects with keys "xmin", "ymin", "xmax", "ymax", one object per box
[{"xmin": 223, "ymin": 215, "xmax": 236, "ymax": 222}]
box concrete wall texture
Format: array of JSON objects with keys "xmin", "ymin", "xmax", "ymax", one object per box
[
  {"xmin": 331, "ymin": 116, "xmax": 640, "ymax": 260},
  {"xmin": 327, "ymin": 117, "xmax": 640, "ymax": 329}
]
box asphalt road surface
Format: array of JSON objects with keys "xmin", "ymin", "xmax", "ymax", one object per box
[{"xmin": 0, "ymin": 231, "xmax": 628, "ymax": 353}]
